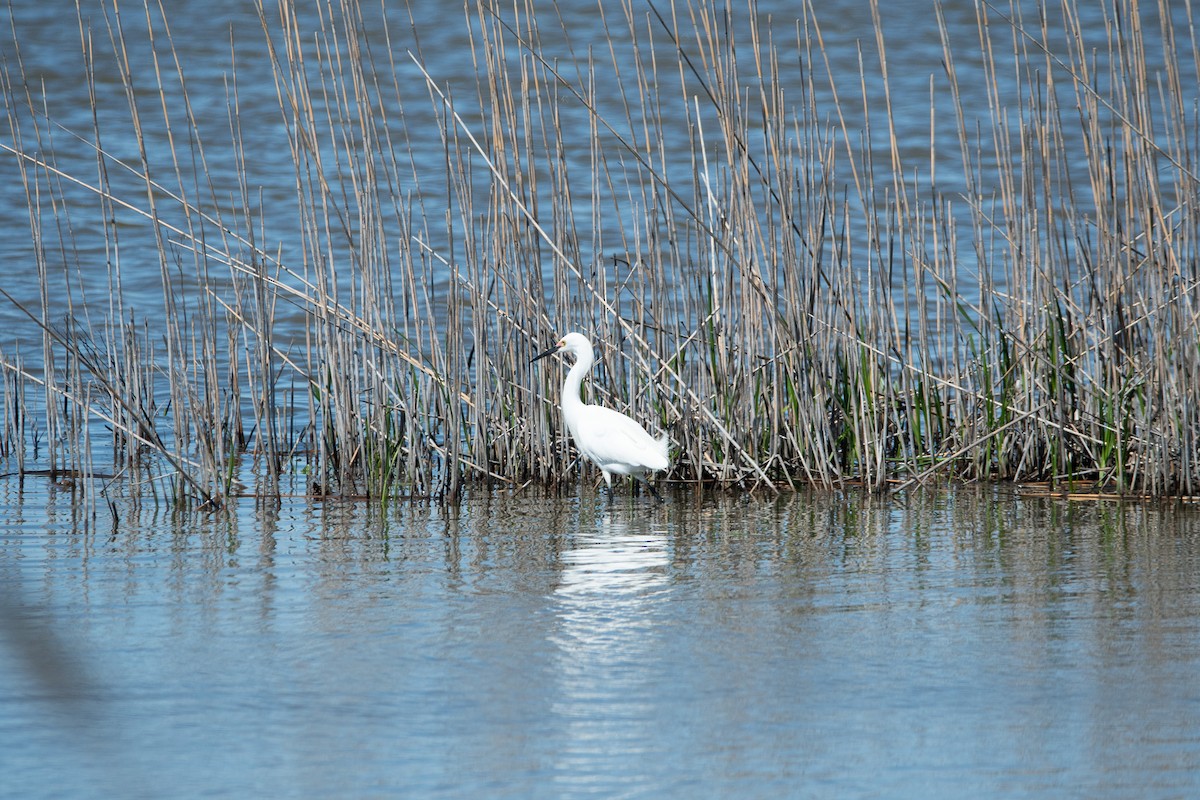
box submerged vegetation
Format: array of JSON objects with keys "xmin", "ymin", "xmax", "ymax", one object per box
[{"xmin": 0, "ymin": 0, "xmax": 1198, "ymax": 507}]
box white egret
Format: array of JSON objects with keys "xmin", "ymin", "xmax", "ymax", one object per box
[{"xmin": 531, "ymin": 332, "xmax": 669, "ymax": 501}]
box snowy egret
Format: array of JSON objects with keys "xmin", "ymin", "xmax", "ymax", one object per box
[{"xmin": 531, "ymin": 332, "xmax": 670, "ymax": 501}]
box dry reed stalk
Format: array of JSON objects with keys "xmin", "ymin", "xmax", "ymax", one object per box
[{"xmin": 0, "ymin": 0, "xmax": 1197, "ymax": 504}]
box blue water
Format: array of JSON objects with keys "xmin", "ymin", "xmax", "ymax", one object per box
[
  {"xmin": 8, "ymin": 0, "xmax": 1188, "ymax": 334},
  {"xmin": 4, "ymin": 2, "xmax": 1200, "ymax": 797},
  {"xmin": 3, "ymin": 482, "xmax": 1199, "ymax": 798}
]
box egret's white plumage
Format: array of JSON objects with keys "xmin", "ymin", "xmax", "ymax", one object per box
[{"xmin": 532, "ymin": 332, "xmax": 669, "ymax": 500}]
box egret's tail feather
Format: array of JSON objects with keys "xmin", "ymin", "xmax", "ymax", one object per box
[{"xmin": 654, "ymin": 431, "xmax": 670, "ymax": 467}]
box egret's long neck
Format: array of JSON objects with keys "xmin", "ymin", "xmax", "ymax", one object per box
[{"xmin": 561, "ymin": 349, "xmax": 592, "ymax": 420}]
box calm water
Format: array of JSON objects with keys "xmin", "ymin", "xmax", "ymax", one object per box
[
  {"xmin": 3, "ymin": 482, "xmax": 1199, "ymax": 798},
  {"xmin": 3, "ymin": 2, "xmax": 1200, "ymax": 797},
  {"xmin": 5, "ymin": 0, "xmax": 1191, "ymax": 329}
]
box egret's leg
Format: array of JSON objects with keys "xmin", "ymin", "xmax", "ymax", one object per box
[
  {"xmin": 636, "ymin": 475, "xmax": 666, "ymax": 504},
  {"xmin": 602, "ymin": 471, "xmax": 615, "ymax": 503}
]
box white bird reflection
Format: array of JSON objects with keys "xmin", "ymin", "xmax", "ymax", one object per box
[
  {"xmin": 550, "ymin": 508, "xmax": 671, "ymax": 790},
  {"xmin": 557, "ymin": 513, "xmax": 669, "ymax": 600}
]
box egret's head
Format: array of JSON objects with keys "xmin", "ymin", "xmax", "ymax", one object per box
[{"xmin": 530, "ymin": 332, "xmax": 593, "ymax": 364}]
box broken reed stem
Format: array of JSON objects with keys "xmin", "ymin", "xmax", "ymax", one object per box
[{"xmin": 0, "ymin": 0, "xmax": 1197, "ymax": 504}]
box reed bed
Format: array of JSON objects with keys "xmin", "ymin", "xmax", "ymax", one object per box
[{"xmin": 0, "ymin": 0, "xmax": 1197, "ymax": 506}]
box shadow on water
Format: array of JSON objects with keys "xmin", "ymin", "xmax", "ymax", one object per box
[{"xmin": 0, "ymin": 554, "xmax": 171, "ymax": 798}]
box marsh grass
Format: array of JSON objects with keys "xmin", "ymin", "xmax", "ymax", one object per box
[{"xmin": 1, "ymin": 0, "xmax": 1198, "ymax": 506}]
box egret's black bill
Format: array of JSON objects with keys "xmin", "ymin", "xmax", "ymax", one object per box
[{"xmin": 530, "ymin": 345, "xmax": 560, "ymax": 363}]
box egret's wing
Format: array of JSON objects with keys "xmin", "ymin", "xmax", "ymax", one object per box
[{"xmin": 571, "ymin": 405, "xmax": 669, "ymax": 471}]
